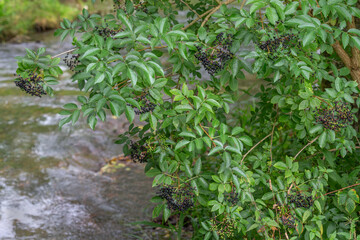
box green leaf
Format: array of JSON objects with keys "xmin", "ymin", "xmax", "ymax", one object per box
[
  {"xmin": 125, "ymin": 105, "xmax": 135, "ymax": 123},
  {"xmin": 303, "ymin": 31, "xmax": 316, "ymax": 47},
  {"xmin": 109, "ymin": 101, "xmax": 120, "ymax": 116},
  {"xmin": 348, "ymin": 189, "xmax": 360, "ymax": 203},
  {"xmin": 71, "ymin": 109, "xmax": 80, "ymax": 125},
  {"xmin": 63, "ymin": 103, "xmax": 78, "ymax": 110},
  {"xmin": 302, "ymin": 209, "xmax": 311, "ymax": 223},
  {"xmin": 80, "ymin": 48, "xmax": 100, "ymax": 60},
  {"xmin": 273, "ymin": 162, "xmax": 287, "ymax": 171},
  {"xmin": 319, "ymin": 132, "xmax": 327, "ymax": 148},
  {"xmin": 351, "ymin": 36, "xmax": 360, "ymax": 50},
  {"xmin": 265, "ymin": 7, "xmax": 279, "ymax": 25},
  {"xmin": 150, "ymin": 114, "xmax": 157, "ymax": 130},
  {"xmin": 309, "ymin": 125, "xmax": 323, "ymax": 134},
  {"xmin": 208, "ymin": 146, "xmax": 222, "ymax": 156},
  {"xmin": 167, "ymin": 30, "xmax": 188, "ymax": 40},
  {"xmin": 94, "ymin": 72, "xmax": 105, "ymax": 84},
  {"xmin": 239, "ymin": 135, "xmax": 252, "ymax": 146},
  {"xmin": 194, "ymin": 158, "xmax": 202, "ymax": 175},
  {"xmin": 152, "ymin": 204, "xmax": 164, "ymax": 218},
  {"xmin": 127, "ymin": 68, "xmax": 137, "ymax": 86},
  {"xmin": 175, "ymin": 140, "xmax": 190, "ymax": 150},
  {"xmin": 118, "ymin": 13, "xmax": 133, "ymax": 32},
  {"xmin": 179, "ymin": 131, "xmax": 196, "ymax": 138},
  {"xmin": 232, "ymin": 167, "xmax": 247, "ymax": 179},
  {"xmin": 175, "ymin": 104, "xmax": 193, "ymax": 111}
]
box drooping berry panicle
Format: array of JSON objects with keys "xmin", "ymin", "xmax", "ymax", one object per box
[
  {"xmin": 129, "ymin": 140, "xmax": 149, "ymax": 163},
  {"xmin": 256, "ymin": 32, "xmax": 300, "ymax": 60},
  {"xmin": 224, "ymin": 190, "xmax": 239, "ymax": 206},
  {"xmin": 195, "ymin": 33, "xmax": 234, "ymax": 75},
  {"xmin": 63, "ymin": 53, "xmax": 80, "ymax": 71},
  {"xmin": 14, "ymin": 73, "xmax": 47, "ymax": 97},
  {"xmin": 287, "ymin": 191, "xmax": 314, "ymax": 209},
  {"xmin": 127, "ymin": 92, "xmax": 156, "ymax": 115},
  {"xmin": 281, "ymin": 214, "xmax": 296, "ymax": 229},
  {"xmin": 314, "ymin": 101, "xmax": 354, "ymax": 131},
  {"xmin": 157, "ymin": 183, "xmax": 195, "ymax": 212},
  {"xmin": 95, "ymin": 26, "xmax": 119, "ymax": 38}
]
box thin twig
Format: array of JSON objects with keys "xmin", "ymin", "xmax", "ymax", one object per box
[
  {"xmin": 182, "ymin": 9, "xmax": 213, "ymax": 31},
  {"xmin": 51, "ymin": 48, "xmax": 76, "ymax": 59},
  {"xmin": 241, "ymin": 133, "xmax": 272, "ymax": 164},
  {"xmin": 269, "ymin": 121, "xmax": 276, "ymax": 167},
  {"xmin": 180, "ymin": 0, "xmax": 200, "ymax": 18},
  {"xmin": 200, "ymin": 124, "xmax": 216, "ymax": 147},
  {"xmin": 318, "ymin": 181, "xmax": 360, "ymax": 199},
  {"xmin": 293, "ymin": 136, "xmax": 320, "ymax": 161},
  {"xmin": 201, "ymin": 0, "xmax": 237, "ymax": 27}
]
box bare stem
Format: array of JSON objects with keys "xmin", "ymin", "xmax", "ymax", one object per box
[
  {"xmin": 180, "ymin": 0, "xmax": 200, "ymax": 18},
  {"xmin": 51, "ymin": 48, "xmax": 76, "ymax": 59},
  {"xmin": 241, "ymin": 133, "xmax": 272, "ymax": 164},
  {"xmin": 293, "ymin": 136, "xmax": 320, "ymax": 161}
]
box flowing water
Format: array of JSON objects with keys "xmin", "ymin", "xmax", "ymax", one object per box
[
  {"xmin": 0, "ymin": 32, "xmax": 162, "ymax": 240},
  {"xmin": 0, "ymin": 7, "xmax": 260, "ymax": 239}
]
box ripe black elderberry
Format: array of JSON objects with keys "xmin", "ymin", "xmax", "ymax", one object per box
[
  {"xmin": 314, "ymin": 101, "xmax": 354, "ymax": 131},
  {"xmin": 287, "ymin": 191, "xmax": 314, "ymax": 209},
  {"xmin": 224, "ymin": 190, "xmax": 239, "ymax": 206},
  {"xmin": 14, "ymin": 73, "xmax": 47, "ymax": 97},
  {"xmin": 127, "ymin": 93, "xmax": 156, "ymax": 115},
  {"xmin": 95, "ymin": 26, "xmax": 119, "ymax": 38},
  {"xmin": 157, "ymin": 184, "xmax": 195, "ymax": 212},
  {"xmin": 129, "ymin": 140, "xmax": 148, "ymax": 163},
  {"xmin": 256, "ymin": 32, "xmax": 300, "ymax": 60},
  {"xmin": 195, "ymin": 33, "xmax": 234, "ymax": 75},
  {"xmin": 63, "ymin": 53, "xmax": 80, "ymax": 71}
]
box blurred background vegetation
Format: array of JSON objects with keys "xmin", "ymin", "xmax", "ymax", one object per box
[{"xmin": 0, "ymin": 0, "xmax": 104, "ymax": 42}]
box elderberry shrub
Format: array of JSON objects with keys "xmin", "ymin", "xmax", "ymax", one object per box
[
  {"xmin": 63, "ymin": 53, "xmax": 80, "ymax": 71},
  {"xmin": 157, "ymin": 184, "xmax": 195, "ymax": 212},
  {"xmin": 129, "ymin": 140, "xmax": 148, "ymax": 163},
  {"xmin": 287, "ymin": 191, "xmax": 314, "ymax": 209},
  {"xmin": 14, "ymin": 73, "xmax": 47, "ymax": 97},
  {"xmin": 127, "ymin": 93, "xmax": 156, "ymax": 115},
  {"xmin": 314, "ymin": 101, "xmax": 354, "ymax": 131},
  {"xmin": 195, "ymin": 33, "xmax": 234, "ymax": 75},
  {"xmin": 224, "ymin": 190, "xmax": 239, "ymax": 206}
]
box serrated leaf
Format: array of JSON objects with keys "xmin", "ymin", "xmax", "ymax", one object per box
[
  {"xmin": 273, "ymin": 162, "xmax": 287, "ymax": 170},
  {"xmin": 194, "ymin": 158, "xmax": 202, "ymax": 175},
  {"xmin": 175, "ymin": 140, "xmax": 190, "ymax": 150}
]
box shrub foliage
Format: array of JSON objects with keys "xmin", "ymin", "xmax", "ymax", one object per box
[{"xmin": 14, "ymin": 0, "xmax": 360, "ymax": 239}]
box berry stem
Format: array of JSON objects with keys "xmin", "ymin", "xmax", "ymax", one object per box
[{"xmin": 241, "ymin": 132, "xmax": 272, "ymax": 164}]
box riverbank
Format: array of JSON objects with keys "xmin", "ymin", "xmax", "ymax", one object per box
[{"xmin": 0, "ymin": 0, "xmax": 92, "ymax": 42}]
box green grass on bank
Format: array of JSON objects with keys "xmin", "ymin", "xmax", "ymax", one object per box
[{"xmin": 0, "ymin": 0, "xmax": 86, "ymax": 41}]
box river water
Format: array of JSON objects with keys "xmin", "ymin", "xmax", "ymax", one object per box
[
  {"xmin": 0, "ymin": 32, "xmax": 163, "ymax": 240},
  {"xmin": 0, "ymin": 7, "xmax": 259, "ymax": 239}
]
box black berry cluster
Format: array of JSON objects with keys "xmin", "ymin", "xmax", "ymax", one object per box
[
  {"xmin": 129, "ymin": 140, "xmax": 148, "ymax": 163},
  {"xmin": 95, "ymin": 26, "xmax": 119, "ymax": 38},
  {"xmin": 224, "ymin": 190, "xmax": 239, "ymax": 206},
  {"xmin": 195, "ymin": 33, "xmax": 234, "ymax": 75},
  {"xmin": 63, "ymin": 53, "xmax": 80, "ymax": 71},
  {"xmin": 14, "ymin": 73, "xmax": 47, "ymax": 97},
  {"xmin": 256, "ymin": 32, "xmax": 300, "ymax": 59},
  {"xmin": 209, "ymin": 214, "xmax": 236, "ymax": 239},
  {"xmin": 157, "ymin": 184, "xmax": 195, "ymax": 212},
  {"xmin": 287, "ymin": 191, "xmax": 314, "ymax": 209},
  {"xmin": 281, "ymin": 214, "xmax": 296, "ymax": 229},
  {"xmin": 314, "ymin": 101, "xmax": 354, "ymax": 131},
  {"xmin": 128, "ymin": 93, "xmax": 156, "ymax": 115}
]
